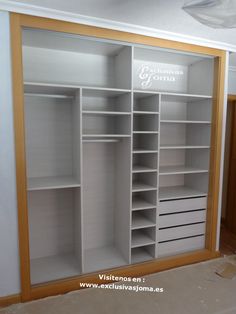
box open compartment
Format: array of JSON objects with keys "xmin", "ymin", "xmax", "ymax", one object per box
[
  {"xmin": 133, "ymin": 92, "xmax": 159, "ymax": 112},
  {"xmin": 28, "ymin": 188, "xmax": 82, "ymax": 284},
  {"xmin": 82, "ymin": 139, "xmax": 131, "ymax": 273},
  {"xmin": 131, "ymin": 227, "xmax": 156, "ymax": 248},
  {"xmin": 132, "ymin": 209, "xmax": 156, "ymax": 230},
  {"xmin": 132, "ymin": 190, "xmax": 157, "ymax": 211},
  {"xmin": 160, "ymin": 95, "xmax": 212, "ymax": 123},
  {"xmin": 159, "ymin": 172, "xmax": 209, "ymax": 201},
  {"xmin": 22, "ymin": 28, "xmax": 132, "ymax": 90},
  {"xmin": 133, "ymin": 134, "xmax": 158, "ymax": 152},
  {"xmin": 132, "ymin": 172, "xmax": 157, "ymax": 192},
  {"xmin": 24, "ymin": 90, "xmax": 81, "ymax": 191},
  {"xmin": 131, "ymin": 245, "xmax": 155, "ymax": 264},
  {"xmin": 133, "ymin": 46, "xmax": 214, "ymax": 95},
  {"xmin": 132, "ymin": 153, "xmax": 158, "ymax": 173},
  {"xmin": 133, "ymin": 114, "xmax": 159, "ymax": 132}
]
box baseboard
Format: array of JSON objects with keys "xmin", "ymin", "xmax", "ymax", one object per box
[{"xmin": 0, "ymin": 294, "xmax": 21, "ymax": 308}]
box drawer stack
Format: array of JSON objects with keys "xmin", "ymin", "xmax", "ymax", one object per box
[{"xmin": 158, "ymin": 197, "xmax": 207, "ymax": 257}]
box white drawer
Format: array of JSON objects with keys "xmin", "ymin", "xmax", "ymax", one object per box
[
  {"xmin": 159, "ymin": 222, "xmax": 206, "ymax": 242},
  {"xmin": 159, "ymin": 197, "xmax": 207, "ymax": 215},
  {"xmin": 159, "ymin": 209, "xmax": 206, "ymax": 228},
  {"xmin": 158, "ymin": 235, "xmax": 205, "ymax": 257}
]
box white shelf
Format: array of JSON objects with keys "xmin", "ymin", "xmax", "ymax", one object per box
[
  {"xmin": 132, "ymin": 213, "xmax": 156, "ymax": 230},
  {"xmin": 28, "ymin": 176, "xmax": 80, "ymax": 191},
  {"xmin": 160, "ymin": 145, "xmax": 210, "ymax": 150},
  {"xmin": 83, "ymin": 246, "xmax": 127, "ymax": 273},
  {"xmin": 132, "ymin": 230, "xmax": 155, "ymax": 248},
  {"xmin": 161, "ymin": 120, "xmax": 211, "ymax": 124},
  {"xmin": 132, "ymin": 165, "xmax": 157, "ymax": 173},
  {"xmin": 133, "ymin": 149, "xmax": 158, "ymax": 154},
  {"xmin": 82, "ymin": 111, "xmax": 131, "ymax": 116},
  {"xmin": 161, "ymin": 92, "xmax": 212, "ymax": 102},
  {"xmin": 159, "ymin": 186, "xmax": 207, "ymax": 201},
  {"xmin": 131, "ymin": 247, "xmax": 154, "ymax": 264},
  {"xmin": 159, "ymin": 165, "xmax": 208, "ymax": 175},
  {"xmin": 133, "ymin": 111, "xmax": 159, "ymax": 115},
  {"xmin": 83, "ymin": 134, "xmax": 131, "ymax": 138},
  {"xmin": 30, "ymin": 253, "xmax": 80, "ymax": 285},
  {"xmin": 133, "ymin": 131, "xmax": 158, "ymax": 134},
  {"xmin": 132, "ymin": 182, "xmax": 157, "ymax": 192},
  {"xmin": 25, "ymin": 81, "xmax": 131, "ymax": 97},
  {"xmin": 132, "ymin": 197, "xmax": 156, "ymax": 211}
]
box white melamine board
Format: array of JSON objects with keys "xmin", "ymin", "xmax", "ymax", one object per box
[
  {"xmin": 158, "ymin": 235, "xmax": 205, "ymax": 257},
  {"xmin": 160, "ymin": 145, "xmax": 210, "ymax": 149},
  {"xmin": 185, "ymin": 173, "xmax": 209, "ymax": 195},
  {"xmin": 83, "ymin": 246, "xmax": 127, "ymax": 273},
  {"xmin": 115, "ymin": 46, "xmax": 132, "ymax": 89},
  {"xmin": 159, "ymin": 210, "xmax": 206, "ymax": 229},
  {"xmin": 114, "ymin": 140, "xmax": 132, "ymax": 262},
  {"xmin": 133, "ymin": 149, "xmax": 159, "ymax": 154},
  {"xmin": 73, "ymin": 91, "xmax": 81, "ymax": 184},
  {"xmin": 159, "ymin": 186, "xmax": 207, "ymax": 201},
  {"xmin": 82, "ymin": 143, "xmax": 115, "ymax": 250},
  {"xmin": 159, "ymin": 165, "xmax": 208, "ymax": 175},
  {"xmin": 23, "ymin": 42, "xmax": 131, "ymax": 89},
  {"xmin": 186, "ymin": 149, "xmax": 210, "ymax": 170},
  {"xmin": 132, "ymin": 195, "xmax": 156, "ymax": 211},
  {"xmin": 133, "ymin": 94, "xmax": 159, "ymax": 112},
  {"xmin": 24, "ymin": 95, "xmax": 79, "ymax": 179},
  {"xmin": 133, "ymin": 59, "xmax": 188, "ymax": 93},
  {"xmin": 161, "ymin": 93, "xmax": 212, "ymax": 103},
  {"xmin": 159, "ymin": 173, "xmax": 184, "ymax": 188},
  {"xmin": 133, "ymin": 47, "xmax": 208, "ymax": 66},
  {"xmin": 188, "ymin": 59, "xmax": 214, "ymax": 96},
  {"xmin": 159, "ymin": 197, "xmax": 207, "ymax": 215},
  {"xmin": 23, "ymin": 29, "xmax": 126, "ymax": 56},
  {"xmin": 131, "ymin": 229, "xmax": 156, "ymax": 248},
  {"xmin": 133, "ymin": 114, "xmax": 159, "ymax": 132},
  {"xmin": 159, "ymin": 223, "xmax": 206, "ymax": 242},
  {"xmin": 24, "ymin": 82, "xmax": 78, "ymax": 96},
  {"xmin": 132, "ymin": 210, "xmax": 156, "ymax": 229},
  {"xmin": 160, "ymin": 150, "xmax": 185, "ymax": 168},
  {"xmin": 28, "ymin": 188, "xmax": 80, "ymax": 259},
  {"xmin": 161, "ymin": 120, "xmax": 211, "ymax": 124},
  {"xmin": 131, "ymin": 246, "xmax": 155, "ymax": 264},
  {"xmin": 132, "ymin": 183, "xmax": 157, "ymax": 192},
  {"xmin": 132, "ymin": 165, "xmax": 157, "ymax": 173},
  {"xmin": 83, "ymin": 135, "xmax": 131, "ymax": 138},
  {"xmin": 83, "ymin": 114, "xmax": 131, "ymax": 136},
  {"xmin": 82, "ymin": 111, "xmax": 131, "ymax": 115},
  {"xmin": 133, "ymin": 134, "xmax": 158, "ymax": 151},
  {"xmin": 30, "ymin": 253, "xmax": 80, "ymax": 285},
  {"xmin": 186, "ymin": 100, "xmax": 212, "ymax": 122},
  {"xmin": 28, "ymin": 176, "xmax": 80, "ymax": 191}
]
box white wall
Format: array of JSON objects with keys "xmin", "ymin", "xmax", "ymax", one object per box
[{"xmin": 0, "ymin": 11, "xmax": 20, "ymax": 297}]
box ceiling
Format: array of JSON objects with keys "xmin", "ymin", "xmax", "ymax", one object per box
[{"xmin": 12, "ymin": 0, "xmax": 236, "ymax": 49}]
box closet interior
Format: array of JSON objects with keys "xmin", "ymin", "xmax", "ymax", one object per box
[{"xmin": 21, "ymin": 28, "xmax": 214, "ymax": 284}]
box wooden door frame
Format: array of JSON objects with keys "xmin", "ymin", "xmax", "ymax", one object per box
[{"xmin": 9, "ymin": 12, "xmax": 226, "ymax": 303}]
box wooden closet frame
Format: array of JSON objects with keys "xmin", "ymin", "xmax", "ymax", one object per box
[{"xmin": 10, "ymin": 12, "xmax": 226, "ymax": 302}]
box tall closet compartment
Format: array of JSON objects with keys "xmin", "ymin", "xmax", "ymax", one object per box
[{"xmin": 11, "ymin": 14, "xmax": 225, "ymax": 300}]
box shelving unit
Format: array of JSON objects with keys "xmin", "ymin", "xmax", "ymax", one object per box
[{"xmin": 15, "ymin": 23, "xmax": 222, "ymax": 293}]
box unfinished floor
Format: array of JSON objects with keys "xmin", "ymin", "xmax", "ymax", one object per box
[{"xmin": 1, "ymin": 255, "xmax": 236, "ymax": 314}]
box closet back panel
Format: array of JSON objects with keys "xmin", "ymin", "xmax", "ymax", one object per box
[
  {"xmin": 83, "ymin": 142, "xmax": 115, "ymax": 250},
  {"xmin": 28, "ymin": 188, "xmax": 79, "ymax": 259},
  {"xmin": 24, "ymin": 95, "xmax": 77, "ymax": 178}
]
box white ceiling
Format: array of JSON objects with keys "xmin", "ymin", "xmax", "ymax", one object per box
[{"xmin": 12, "ymin": 0, "xmax": 236, "ymax": 47}]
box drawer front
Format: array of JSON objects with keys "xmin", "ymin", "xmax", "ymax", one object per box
[
  {"xmin": 159, "ymin": 222, "xmax": 205, "ymax": 242},
  {"xmin": 159, "ymin": 197, "xmax": 207, "ymax": 215},
  {"xmin": 158, "ymin": 235, "xmax": 205, "ymax": 257},
  {"xmin": 159, "ymin": 209, "xmax": 206, "ymax": 228}
]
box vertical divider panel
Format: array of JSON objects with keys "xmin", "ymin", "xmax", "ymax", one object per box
[
  {"xmin": 155, "ymin": 94, "xmax": 161, "ymax": 258},
  {"xmin": 78, "ymin": 88, "xmax": 84, "ymax": 273}
]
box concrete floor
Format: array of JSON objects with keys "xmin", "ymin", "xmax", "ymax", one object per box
[{"xmin": 1, "ymin": 255, "xmax": 236, "ymax": 314}]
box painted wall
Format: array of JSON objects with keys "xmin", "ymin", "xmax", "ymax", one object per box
[{"xmin": 0, "ymin": 11, "xmax": 20, "ymax": 297}]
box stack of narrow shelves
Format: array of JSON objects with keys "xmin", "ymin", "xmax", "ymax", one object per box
[{"xmin": 131, "ymin": 92, "xmax": 160, "ymax": 263}]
